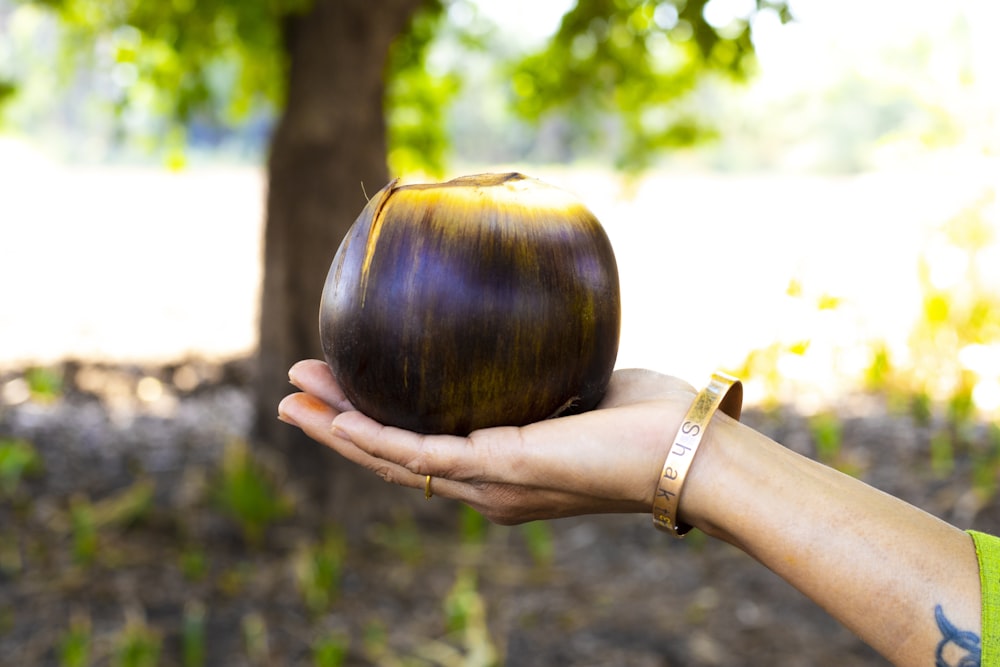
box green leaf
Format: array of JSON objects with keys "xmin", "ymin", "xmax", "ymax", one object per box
[
  {"xmin": 0, "ymin": 438, "xmax": 42, "ymax": 496},
  {"xmin": 0, "ymin": 80, "xmax": 17, "ymax": 112},
  {"xmin": 214, "ymin": 439, "xmax": 290, "ymax": 546}
]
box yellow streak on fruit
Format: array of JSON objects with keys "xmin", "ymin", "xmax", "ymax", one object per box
[
  {"xmin": 359, "ymin": 180, "xmax": 398, "ymax": 308},
  {"xmin": 400, "ymin": 172, "xmax": 584, "ymax": 223}
]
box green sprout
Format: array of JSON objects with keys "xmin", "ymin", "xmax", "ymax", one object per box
[
  {"xmin": 24, "ymin": 366, "xmax": 63, "ymax": 402},
  {"xmin": 69, "ymin": 495, "xmax": 98, "ymax": 566},
  {"xmin": 808, "ymin": 412, "xmax": 843, "ymax": 466},
  {"xmin": 294, "ymin": 530, "xmax": 346, "ymax": 615},
  {"xmin": 520, "ymin": 521, "xmax": 554, "ymax": 567},
  {"xmin": 213, "ymin": 439, "xmax": 290, "ymax": 546},
  {"xmin": 68, "ymin": 479, "xmax": 156, "ymax": 567},
  {"xmin": 182, "ymin": 601, "xmax": 207, "ymax": 667},
  {"xmin": 58, "ymin": 613, "xmax": 92, "ymax": 667},
  {"xmin": 179, "ymin": 547, "xmax": 208, "ymax": 582},
  {"xmin": 930, "ymin": 431, "xmax": 956, "ymax": 478},
  {"xmin": 242, "ymin": 611, "xmax": 270, "ymax": 665},
  {"xmin": 971, "ymin": 425, "xmax": 1000, "ymax": 501},
  {"xmin": 368, "ymin": 511, "xmax": 423, "ymax": 565},
  {"xmin": 312, "ymin": 633, "xmax": 350, "ymax": 667},
  {"xmin": 362, "ymin": 621, "xmax": 388, "ymax": 662},
  {"xmin": 442, "ymin": 568, "xmax": 498, "ymax": 665},
  {"xmin": 459, "ymin": 505, "xmax": 489, "ymax": 545},
  {"xmin": 0, "ymin": 438, "xmax": 42, "ymax": 496},
  {"xmin": 113, "ymin": 614, "xmax": 160, "ymax": 667}
]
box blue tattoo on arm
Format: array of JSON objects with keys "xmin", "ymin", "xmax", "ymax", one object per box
[{"xmin": 935, "ymin": 604, "xmax": 981, "ymax": 667}]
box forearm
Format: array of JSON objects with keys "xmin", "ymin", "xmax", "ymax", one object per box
[{"xmin": 678, "ymin": 414, "xmax": 981, "ymax": 665}]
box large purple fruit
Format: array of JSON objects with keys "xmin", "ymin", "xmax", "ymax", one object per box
[{"xmin": 319, "ymin": 172, "xmax": 620, "ymax": 435}]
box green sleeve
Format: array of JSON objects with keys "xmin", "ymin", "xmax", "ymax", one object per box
[{"xmin": 969, "ymin": 530, "xmax": 1000, "ymax": 664}]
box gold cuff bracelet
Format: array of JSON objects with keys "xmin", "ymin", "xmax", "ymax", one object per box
[{"xmin": 652, "ymin": 372, "xmax": 743, "ymax": 537}]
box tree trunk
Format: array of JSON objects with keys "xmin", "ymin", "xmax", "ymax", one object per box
[{"xmin": 256, "ymin": 0, "xmax": 428, "ymax": 526}]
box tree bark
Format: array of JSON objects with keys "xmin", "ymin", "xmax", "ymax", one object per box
[{"xmin": 256, "ymin": 0, "xmax": 428, "ymax": 525}]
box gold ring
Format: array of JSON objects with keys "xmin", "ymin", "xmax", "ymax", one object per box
[{"xmin": 424, "ymin": 475, "xmax": 433, "ymax": 500}]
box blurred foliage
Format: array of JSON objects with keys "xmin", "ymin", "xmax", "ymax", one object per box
[
  {"xmin": 0, "ymin": 0, "xmax": 308, "ymax": 162},
  {"xmin": 0, "ymin": 437, "xmax": 42, "ymax": 496},
  {"xmin": 0, "ymin": 78, "xmax": 16, "ymax": 115},
  {"xmin": 114, "ymin": 612, "xmax": 161, "ymax": 667},
  {"xmin": 736, "ymin": 185, "xmax": 1000, "ymax": 491},
  {"xmin": 68, "ymin": 494, "xmax": 98, "ymax": 564},
  {"xmin": 442, "ymin": 568, "xmax": 498, "ymax": 666},
  {"xmin": 361, "ymin": 620, "xmax": 389, "ymax": 662},
  {"xmin": 58, "ymin": 612, "xmax": 92, "ymax": 667},
  {"xmin": 2, "ymin": 0, "xmax": 790, "ymax": 171},
  {"xmin": 458, "ymin": 503, "xmax": 490, "ymax": 545},
  {"xmin": 367, "ymin": 510, "xmax": 424, "ymax": 565},
  {"xmin": 930, "ymin": 430, "xmax": 956, "ymax": 478},
  {"xmin": 66, "ymin": 480, "xmax": 156, "ymax": 565},
  {"xmin": 294, "ymin": 529, "xmax": 346, "ymax": 615},
  {"xmin": 213, "ymin": 438, "xmax": 291, "ymax": 546},
  {"xmin": 0, "ymin": 529, "xmax": 21, "ymax": 575},
  {"xmin": 890, "ymin": 190, "xmax": 1000, "ymax": 423},
  {"xmin": 14, "ymin": 0, "xmax": 308, "ymax": 118},
  {"xmin": 241, "ymin": 611, "xmax": 270, "ymax": 664},
  {"xmin": 384, "ymin": 0, "xmax": 458, "ymax": 177},
  {"xmin": 181, "ymin": 601, "xmax": 207, "ymax": 667},
  {"xmin": 509, "ymin": 0, "xmax": 790, "ymax": 170},
  {"xmin": 179, "ymin": 545, "xmax": 208, "ymax": 581},
  {"xmin": 734, "ymin": 278, "xmax": 811, "ymax": 407},
  {"xmin": 24, "ymin": 366, "xmax": 63, "ymax": 402},
  {"xmin": 520, "ymin": 520, "xmax": 555, "ymax": 567},
  {"xmin": 808, "ymin": 412, "xmax": 842, "ymax": 465},
  {"xmin": 864, "ymin": 343, "xmax": 893, "ymax": 394},
  {"xmin": 90, "ymin": 477, "xmax": 156, "ymax": 528},
  {"xmin": 311, "ymin": 634, "xmax": 350, "ymax": 667},
  {"xmin": 972, "ymin": 425, "xmax": 1000, "ymax": 500}
]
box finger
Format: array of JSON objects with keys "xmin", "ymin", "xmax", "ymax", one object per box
[
  {"xmin": 276, "ymin": 392, "xmax": 407, "ymax": 482},
  {"xmin": 330, "ymin": 409, "xmax": 655, "ymax": 517},
  {"xmin": 334, "ymin": 402, "xmax": 671, "ymax": 506},
  {"xmin": 330, "ymin": 407, "xmax": 552, "ymax": 484},
  {"xmin": 331, "ymin": 408, "xmax": 563, "ymax": 485},
  {"xmin": 331, "ymin": 409, "xmax": 465, "ymax": 477},
  {"xmin": 278, "ymin": 391, "xmax": 337, "ymax": 437},
  {"xmin": 330, "ymin": 409, "xmax": 512, "ymax": 503},
  {"xmin": 287, "ymin": 359, "xmax": 355, "ymax": 413}
]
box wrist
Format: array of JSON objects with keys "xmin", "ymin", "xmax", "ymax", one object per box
[
  {"xmin": 650, "ymin": 373, "xmax": 742, "ymax": 537},
  {"xmin": 674, "ymin": 412, "xmax": 745, "ymax": 541}
]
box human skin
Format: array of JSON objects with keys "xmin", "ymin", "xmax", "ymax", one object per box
[{"xmin": 278, "ymin": 359, "xmax": 982, "ymax": 666}]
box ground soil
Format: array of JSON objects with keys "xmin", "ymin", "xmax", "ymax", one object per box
[{"xmin": 2, "ymin": 358, "xmax": 999, "ymax": 666}]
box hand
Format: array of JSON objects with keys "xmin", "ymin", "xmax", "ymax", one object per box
[{"xmin": 278, "ymin": 360, "xmax": 696, "ymax": 524}]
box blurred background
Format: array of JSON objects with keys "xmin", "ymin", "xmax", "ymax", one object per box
[
  {"xmin": 2, "ymin": 0, "xmax": 1000, "ymax": 665},
  {"xmin": 4, "ymin": 0, "xmax": 1000, "ymax": 409}
]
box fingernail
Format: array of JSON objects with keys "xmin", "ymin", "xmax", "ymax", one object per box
[
  {"xmin": 332, "ymin": 425, "xmax": 353, "ymax": 443},
  {"xmin": 277, "ymin": 395, "xmax": 299, "ymax": 427}
]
